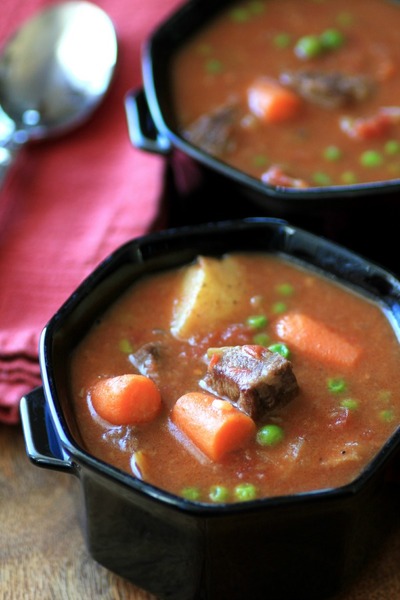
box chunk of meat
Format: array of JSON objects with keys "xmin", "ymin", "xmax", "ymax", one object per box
[
  {"xmin": 182, "ymin": 104, "xmax": 237, "ymax": 156},
  {"xmin": 280, "ymin": 70, "xmax": 375, "ymax": 109},
  {"xmin": 203, "ymin": 345, "xmax": 299, "ymax": 420},
  {"xmin": 129, "ymin": 341, "xmax": 166, "ymax": 383}
]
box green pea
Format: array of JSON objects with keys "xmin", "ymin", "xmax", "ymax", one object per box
[
  {"xmin": 268, "ymin": 342, "xmax": 291, "ymax": 359},
  {"xmin": 247, "ymin": 314, "xmax": 268, "ymax": 329},
  {"xmin": 313, "ymin": 171, "xmax": 332, "ymax": 186},
  {"xmin": 272, "ymin": 301, "xmax": 287, "ymax": 314},
  {"xmin": 323, "ymin": 145, "xmax": 342, "ymax": 161},
  {"xmin": 360, "ymin": 150, "xmax": 383, "ymax": 167},
  {"xmin": 257, "ymin": 424, "xmax": 285, "ymax": 446},
  {"xmin": 230, "ymin": 7, "xmax": 250, "ymax": 22},
  {"xmin": 181, "ymin": 486, "xmax": 201, "ymax": 501},
  {"xmin": 205, "ymin": 58, "xmax": 223, "ymax": 74},
  {"xmin": 274, "ymin": 33, "xmax": 291, "ymax": 48},
  {"xmin": 340, "ymin": 398, "xmax": 359, "ymax": 410},
  {"xmin": 119, "ymin": 338, "xmax": 133, "ymax": 354},
  {"xmin": 234, "ymin": 483, "xmax": 258, "ymax": 501},
  {"xmin": 327, "ymin": 377, "xmax": 347, "ymax": 393},
  {"xmin": 294, "ymin": 35, "xmax": 323, "ymax": 59},
  {"xmin": 253, "ymin": 154, "xmax": 269, "ymax": 167},
  {"xmin": 275, "ymin": 283, "xmax": 294, "ymax": 296},
  {"xmin": 380, "ymin": 409, "xmax": 395, "ymax": 423},
  {"xmin": 385, "ymin": 140, "xmax": 400, "ymax": 156},
  {"xmin": 341, "ymin": 171, "xmax": 357, "ymax": 185},
  {"xmin": 253, "ymin": 332, "xmax": 270, "ymax": 346},
  {"xmin": 209, "ymin": 485, "xmax": 230, "ymax": 503},
  {"xmin": 320, "ymin": 28, "xmax": 345, "ymax": 50}
]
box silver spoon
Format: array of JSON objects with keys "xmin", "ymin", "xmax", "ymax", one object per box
[{"xmin": 0, "ymin": 1, "xmax": 118, "ymax": 185}]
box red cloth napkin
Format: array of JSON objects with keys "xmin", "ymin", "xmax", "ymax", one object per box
[{"xmin": 0, "ymin": 0, "xmax": 183, "ymax": 424}]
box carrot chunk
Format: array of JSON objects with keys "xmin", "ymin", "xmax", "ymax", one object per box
[
  {"xmin": 247, "ymin": 77, "xmax": 301, "ymax": 123},
  {"xmin": 171, "ymin": 392, "xmax": 256, "ymax": 461},
  {"xmin": 275, "ymin": 312, "xmax": 362, "ymax": 368},
  {"xmin": 90, "ymin": 374, "xmax": 162, "ymax": 425}
]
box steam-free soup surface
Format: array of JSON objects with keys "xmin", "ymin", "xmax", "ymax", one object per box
[
  {"xmin": 171, "ymin": 0, "xmax": 400, "ymax": 188},
  {"xmin": 70, "ymin": 253, "xmax": 400, "ymax": 502}
]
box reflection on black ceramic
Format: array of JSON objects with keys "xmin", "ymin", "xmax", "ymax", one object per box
[
  {"xmin": 160, "ymin": 152, "xmax": 400, "ymax": 278},
  {"xmin": 21, "ymin": 218, "xmax": 400, "ymax": 600}
]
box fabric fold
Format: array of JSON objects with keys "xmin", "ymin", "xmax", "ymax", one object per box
[{"xmin": 0, "ymin": 0, "xmax": 181, "ymax": 424}]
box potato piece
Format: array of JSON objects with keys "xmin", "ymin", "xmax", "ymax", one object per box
[{"xmin": 171, "ymin": 255, "xmax": 244, "ymax": 340}]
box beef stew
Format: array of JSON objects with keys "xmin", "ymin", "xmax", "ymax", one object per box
[
  {"xmin": 70, "ymin": 252, "xmax": 400, "ymax": 502},
  {"xmin": 171, "ymin": 0, "xmax": 400, "ymax": 189}
]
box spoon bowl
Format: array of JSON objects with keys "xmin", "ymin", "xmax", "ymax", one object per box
[{"xmin": 0, "ymin": 1, "xmax": 118, "ymax": 182}]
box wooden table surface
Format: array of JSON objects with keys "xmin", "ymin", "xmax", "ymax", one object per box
[{"xmin": 2, "ymin": 421, "xmax": 400, "ymax": 600}]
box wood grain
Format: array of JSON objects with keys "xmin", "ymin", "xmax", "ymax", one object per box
[
  {"xmin": 0, "ymin": 424, "xmax": 155, "ymax": 600},
  {"xmin": 1, "ymin": 422, "xmax": 400, "ymax": 600}
]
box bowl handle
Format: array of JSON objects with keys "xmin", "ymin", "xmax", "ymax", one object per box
[
  {"xmin": 20, "ymin": 387, "xmax": 74, "ymax": 474},
  {"xmin": 125, "ymin": 88, "xmax": 172, "ymax": 155}
]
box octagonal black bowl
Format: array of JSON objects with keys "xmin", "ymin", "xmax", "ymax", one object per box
[
  {"xmin": 20, "ymin": 218, "xmax": 400, "ymax": 600},
  {"xmin": 125, "ymin": 0, "xmax": 400, "ymax": 219}
]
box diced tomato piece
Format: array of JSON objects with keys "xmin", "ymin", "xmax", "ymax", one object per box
[
  {"xmin": 261, "ymin": 165, "xmax": 308, "ymax": 188},
  {"xmin": 340, "ymin": 107, "xmax": 400, "ymax": 141}
]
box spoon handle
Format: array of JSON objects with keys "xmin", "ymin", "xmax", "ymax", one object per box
[
  {"xmin": 0, "ymin": 107, "xmax": 23, "ymax": 187},
  {"xmin": 0, "ymin": 141, "xmax": 22, "ymax": 187}
]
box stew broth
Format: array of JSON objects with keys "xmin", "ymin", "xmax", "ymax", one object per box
[
  {"xmin": 171, "ymin": 0, "xmax": 400, "ymax": 188},
  {"xmin": 70, "ymin": 253, "xmax": 400, "ymax": 502}
]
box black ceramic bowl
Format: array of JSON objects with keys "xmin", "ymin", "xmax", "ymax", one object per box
[
  {"xmin": 125, "ymin": 0, "xmax": 400, "ymax": 217},
  {"xmin": 21, "ymin": 218, "xmax": 400, "ymax": 600}
]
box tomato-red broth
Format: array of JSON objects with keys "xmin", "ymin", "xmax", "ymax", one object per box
[
  {"xmin": 171, "ymin": 0, "xmax": 400, "ymax": 188},
  {"xmin": 70, "ymin": 254, "xmax": 400, "ymax": 502}
]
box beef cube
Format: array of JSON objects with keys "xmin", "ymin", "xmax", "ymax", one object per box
[
  {"xmin": 129, "ymin": 341, "xmax": 166, "ymax": 383},
  {"xmin": 204, "ymin": 345, "xmax": 299, "ymax": 420},
  {"xmin": 183, "ymin": 104, "xmax": 237, "ymax": 156},
  {"xmin": 280, "ymin": 70, "xmax": 374, "ymax": 109}
]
